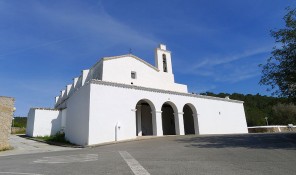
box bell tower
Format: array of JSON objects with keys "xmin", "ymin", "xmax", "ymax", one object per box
[{"xmin": 155, "ymin": 44, "xmax": 173, "ymax": 74}]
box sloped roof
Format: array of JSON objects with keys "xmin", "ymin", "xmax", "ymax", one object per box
[{"xmin": 102, "ymin": 54, "xmax": 160, "ymax": 72}]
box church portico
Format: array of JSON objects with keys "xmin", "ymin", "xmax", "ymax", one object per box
[{"xmin": 135, "ymin": 99, "xmax": 193, "ymax": 137}]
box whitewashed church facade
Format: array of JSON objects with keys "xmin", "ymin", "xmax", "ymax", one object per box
[{"xmin": 26, "ymin": 44, "xmax": 248, "ymax": 146}]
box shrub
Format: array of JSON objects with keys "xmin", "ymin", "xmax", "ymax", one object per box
[{"xmin": 36, "ymin": 132, "xmax": 70, "ymax": 144}]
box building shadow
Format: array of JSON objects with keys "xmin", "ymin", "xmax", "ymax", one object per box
[
  {"xmin": 175, "ymin": 133, "xmax": 296, "ymax": 150},
  {"xmin": 51, "ymin": 112, "xmax": 62, "ymax": 136}
]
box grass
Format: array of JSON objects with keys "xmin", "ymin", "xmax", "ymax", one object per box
[
  {"xmin": 11, "ymin": 127, "xmax": 26, "ymax": 134},
  {"xmin": 0, "ymin": 146, "xmax": 13, "ymax": 152},
  {"xmin": 35, "ymin": 132, "xmax": 71, "ymax": 145}
]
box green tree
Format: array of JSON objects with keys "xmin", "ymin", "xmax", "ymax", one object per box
[
  {"xmin": 13, "ymin": 117, "xmax": 27, "ymax": 128},
  {"xmin": 272, "ymin": 103, "xmax": 296, "ymax": 124},
  {"xmin": 259, "ymin": 7, "xmax": 296, "ymax": 103}
]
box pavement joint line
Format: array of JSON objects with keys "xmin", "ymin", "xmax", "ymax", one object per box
[
  {"xmin": 0, "ymin": 172, "xmax": 43, "ymax": 175},
  {"xmin": 33, "ymin": 154, "xmax": 98, "ymax": 164},
  {"xmin": 119, "ymin": 151, "xmax": 150, "ymax": 175}
]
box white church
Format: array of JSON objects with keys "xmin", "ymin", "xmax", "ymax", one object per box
[{"xmin": 26, "ymin": 44, "xmax": 248, "ymax": 146}]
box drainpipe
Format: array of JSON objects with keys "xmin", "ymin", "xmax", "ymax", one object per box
[{"xmin": 115, "ymin": 122, "xmax": 121, "ymax": 141}]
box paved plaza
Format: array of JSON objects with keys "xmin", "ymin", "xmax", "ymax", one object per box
[
  {"xmin": 0, "ymin": 133, "xmax": 295, "ymax": 175},
  {"xmin": 0, "ymin": 135, "xmax": 78, "ymax": 157}
]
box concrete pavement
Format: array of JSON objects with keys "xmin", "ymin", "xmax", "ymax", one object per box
[
  {"xmin": 0, "ymin": 135, "xmax": 79, "ymax": 157},
  {"xmin": 0, "ymin": 133, "xmax": 295, "ymax": 175}
]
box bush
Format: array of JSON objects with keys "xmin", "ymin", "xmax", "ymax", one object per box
[
  {"xmin": 272, "ymin": 103, "xmax": 296, "ymax": 124},
  {"xmin": 11, "ymin": 127, "xmax": 26, "ymax": 134},
  {"xmin": 36, "ymin": 132, "xmax": 70, "ymax": 144},
  {"xmin": 0, "ymin": 146, "xmax": 13, "ymax": 152}
]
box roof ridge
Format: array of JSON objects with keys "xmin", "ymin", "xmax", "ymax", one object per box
[{"xmin": 102, "ymin": 54, "xmax": 160, "ymax": 72}]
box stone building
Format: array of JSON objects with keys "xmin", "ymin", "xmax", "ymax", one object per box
[
  {"xmin": 27, "ymin": 44, "xmax": 248, "ymax": 146},
  {"xmin": 0, "ymin": 96, "xmax": 15, "ymax": 150}
]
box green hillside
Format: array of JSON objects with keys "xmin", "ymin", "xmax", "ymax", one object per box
[{"xmin": 13, "ymin": 117, "xmax": 27, "ymax": 128}]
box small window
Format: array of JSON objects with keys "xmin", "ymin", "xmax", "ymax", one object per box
[
  {"xmin": 131, "ymin": 71, "xmax": 137, "ymax": 79},
  {"xmin": 163, "ymin": 54, "xmax": 167, "ymax": 72}
]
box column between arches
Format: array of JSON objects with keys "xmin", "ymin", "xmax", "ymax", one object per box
[
  {"xmin": 152, "ymin": 110, "xmax": 163, "ymax": 136},
  {"xmin": 192, "ymin": 113, "xmax": 199, "ymax": 134},
  {"xmin": 174, "ymin": 112, "xmax": 185, "ymax": 135}
]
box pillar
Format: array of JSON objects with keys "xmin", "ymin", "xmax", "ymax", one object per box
[
  {"xmin": 61, "ymin": 108, "xmax": 67, "ymax": 132},
  {"xmin": 193, "ymin": 113, "xmax": 199, "ymax": 134},
  {"xmin": 152, "ymin": 110, "xmax": 163, "ymax": 136},
  {"xmin": 136, "ymin": 105, "xmax": 142, "ymax": 136},
  {"xmin": 174, "ymin": 112, "xmax": 185, "ymax": 135}
]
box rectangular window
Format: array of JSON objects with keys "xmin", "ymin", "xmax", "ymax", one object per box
[{"xmin": 131, "ymin": 71, "xmax": 137, "ymax": 79}]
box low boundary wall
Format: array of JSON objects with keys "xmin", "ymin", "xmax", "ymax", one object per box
[{"xmin": 248, "ymin": 125, "xmax": 296, "ymax": 133}]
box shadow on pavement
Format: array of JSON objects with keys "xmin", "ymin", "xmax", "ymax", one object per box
[{"xmin": 175, "ymin": 133, "xmax": 296, "ymax": 150}]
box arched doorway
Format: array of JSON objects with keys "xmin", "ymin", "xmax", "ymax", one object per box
[
  {"xmin": 135, "ymin": 100, "xmax": 154, "ymax": 136},
  {"xmin": 161, "ymin": 102, "xmax": 176, "ymax": 135},
  {"xmin": 183, "ymin": 104, "xmax": 198, "ymax": 135}
]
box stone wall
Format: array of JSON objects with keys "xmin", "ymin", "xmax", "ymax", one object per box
[
  {"xmin": 248, "ymin": 126, "xmax": 296, "ymax": 133},
  {"xmin": 0, "ymin": 96, "xmax": 15, "ymax": 150}
]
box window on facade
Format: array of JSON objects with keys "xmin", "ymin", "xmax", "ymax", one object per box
[
  {"xmin": 131, "ymin": 71, "xmax": 137, "ymax": 79},
  {"xmin": 162, "ymin": 54, "xmax": 167, "ymax": 72}
]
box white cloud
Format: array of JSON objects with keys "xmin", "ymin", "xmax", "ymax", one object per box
[
  {"xmin": 214, "ymin": 67, "xmax": 260, "ymax": 83},
  {"xmin": 0, "ymin": 37, "xmax": 75, "ymax": 59},
  {"xmin": 191, "ymin": 47, "xmax": 271, "ymax": 69},
  {"xmin": 32, "ymin": 2, "xmax": 157, "ymax": 50},
  {"xmin": 0, "ymin": 1, "xmax": 158, "ymax": 60},
  {"xmin": 181, "ymin": 46, "xmax": 271, "ymax": 83}
]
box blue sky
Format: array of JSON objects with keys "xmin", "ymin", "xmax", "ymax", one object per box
[{"xmin": 1, "ymin": 0, "xmax": 296, "ymax": 116}]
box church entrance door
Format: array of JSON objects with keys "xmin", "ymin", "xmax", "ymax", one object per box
[
  {"xmin": 136, "ymin": 100, "xmax": 153, "ymax": 136},
  {"xmin": 161, "ymin": 103, "xmax": 176, "ymax": 135}
]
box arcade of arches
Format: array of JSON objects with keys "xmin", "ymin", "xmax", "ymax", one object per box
[{"xmin": 135, "ymin": 100, "xmax": 199, "ymax": 136}]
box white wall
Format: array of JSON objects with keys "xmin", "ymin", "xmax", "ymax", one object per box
[
  {"xmin": 65, "ymin": 84, "xmax": 91, "ymax": 146},
  {"xmin": 26, "ymin": 108, "xmax": 61, "ymax": 137},
  {"xmin": 89, "ymin": 83, "xmax": 137, "ymax": 144},
  {"xmin": 87, "ymin": 82, "xmax": 248, "ymax": 145},
  {"xmin": 197, "ymin": 98, "xmax": 248, "ymax": 134},
  {"xmin": 26, "ymin": 108, "xmax": 35, "ymax": 137},
  {"xmin": 102, "ymin": 56, "xmax": 187, "ymax": 93},
  {"xmin": 61, "ymin": 108, "xmax": 67, "ymax": 131}
]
